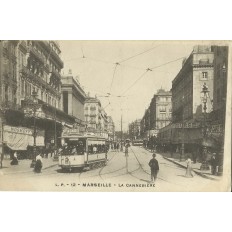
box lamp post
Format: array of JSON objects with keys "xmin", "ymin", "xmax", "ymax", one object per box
[
  {"xmin": 53, "ymin": 106, "xmax": 58, "ymax": 161},
  {"xmin": 200, "ymin": 83, "xmax": 210, "ymax": 171},
  {"xmin": 30, "ymin": 90, "xmax": 40, "ymax": 168},
  {"xmin": 217, "ymin": 63, "xmax": 227, "ymax": 176},
  {"xmin": 180, "ymin": 95, "xmax": 185, "ymax": 161}
]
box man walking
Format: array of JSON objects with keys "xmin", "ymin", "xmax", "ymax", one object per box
[{"xmin": 149, "ymin": 153, "xmax": 159, "ymax": 183}]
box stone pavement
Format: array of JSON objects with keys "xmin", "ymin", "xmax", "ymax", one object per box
[
  {"xmin": 144, "ymin": 148, "xmax": 221, "ymax": 181},
  {"xmin": 0, "ymin": 156, "xmax": 58, "ymax": 175}
]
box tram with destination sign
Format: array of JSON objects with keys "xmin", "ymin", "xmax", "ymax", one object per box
[{"xmin": 59, "ymin": 132, "xmax": 108, "ymax": 171}]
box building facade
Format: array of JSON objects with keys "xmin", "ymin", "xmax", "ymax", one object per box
[
  {"xmin": 84, "ymin": 96, "xmax": 109, "ymax": 138},
  {"xmin": 140, "ymin": 89, "xmax": 172, "ymax": 139},
  {"xmin": 61, "ymin": 70, "xmax": 86, "ymax": 133},
  {"xmin": 157, "ymin": 45, "xmax": 228, "ymax": 170},
  {"xmin": 129, "ymin": 119, "xmax": 141, "ymax": 140},
  {"xmin": 172, "ymin": 45, "xmax": 214, "ymax": 123},
  {"xmin": 107, "ymin": 116, "xmax": 115, "ymax": 141},
  {"xmin": 0, "ymin": 40, "xmax": 76, "ymax": 158}
]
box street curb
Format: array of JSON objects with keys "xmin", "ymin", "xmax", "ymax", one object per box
[
  {"xmin": 162, "ymin": 156, "xmax": 218, "ymax": 181},
  {"xmin": 43, "ymin": 163, "xmax": 58, "ymax": 170}
]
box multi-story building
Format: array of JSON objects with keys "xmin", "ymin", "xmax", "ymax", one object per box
[
  {"xmin": 84, "ymin": 96, "xmax": 109, "ymax": 138},
  {"xmin": 129, "ymin": 119, "xmax": 141, "ymax": 140},
  {"xmin": 61, "ymin": 69, "xmax": 86, "ymax": 133},
  {"xmin": 158, "ymin": 45, "xmax": 228, "ymax": 167},
  {"xmin": 208, "ymin": 46, "xmax": 229, "ymax": 175},
  {"xmin": 150, "ymin": 89, "xmax": 172, "ymax": 131},
  {"xmin": 140, "ymin": 88, "xmax": 172, "ymax": 139},
  {"xmin": 0, "ymin": 40, "xmax": 76, "ymax": 158},
  {"xmin": 168, "ymin": 45, "xmax": 214, "ymax": 148},
  {"xmin": 84, "ymin": 96, "xmax": 101, "ymax": 132},
  {"xmin": 107, "ymin": 116, "xmax": 115, "ymax": 141},
  {"xmin": 0, "ymin": 41, "xmax": 19, "ymax": 156}
]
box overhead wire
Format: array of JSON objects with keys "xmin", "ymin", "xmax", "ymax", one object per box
[
  {"xmin": 121, "ymin": 70, "xmax": 150, "ymax": 96},
  {"xmin": 118, "ymin": 45, "xmax": 161, "ymax": 63},
  {"xmin": 120, "ymin": 56, "xmax": 186, "ymax": 96},
  {"xmin": 150, "ymin": 56, "xmax": 185, "ymax": 70}
]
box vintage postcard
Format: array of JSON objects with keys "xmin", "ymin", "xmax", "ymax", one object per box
[{"xmin": 0, "ymin": 40, "xmax": 231, "ymax": 191}]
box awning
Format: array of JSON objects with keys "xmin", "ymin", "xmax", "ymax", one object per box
[
  {"xmin": 171, "ymin": 128, "xmax": 202, "ymax": 144},
  {"xmin": 3, "ymin": 125, "xmax": 45, "ymax": 151}
]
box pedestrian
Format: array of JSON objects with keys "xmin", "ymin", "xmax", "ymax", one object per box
[
  {"xmin": 34, "ymin": 153, "xmax": 43, "ymax": 173},
  {"xmin": 148, "ymin": 153, "xmax": 159, "ymax": 183},
  {"xmin": 185, "ymin": 157, "xmax": 193, "ymax": 178},
  {"xmin": 210, "ymin": 153, "xmax": 217, "ymax": 175},
  {"xmin": 10, "ymin": 151, "xmax": 19, "ymax": 165},
  {"xmin": 116, "ymin": 143, "xmax": 119, "ymax": 152},
  {"xmin": 0, "ymin": 152, "xmax": 3, "ymax": 168},
  {"xmin": 125, "ymin": 142, "xmax": 130, "ymax": 156}
]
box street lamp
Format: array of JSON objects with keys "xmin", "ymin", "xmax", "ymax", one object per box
[
  {"xmin": 200, "ymin": 83, "xmax": 210, "ymax": 171},
  {"xmin": 180, "ymin": 95, "xmax": 185, "ymax": 162},
  {"xmin": 26, "ymin": 90, "xmax": 41, "ymax": 168},
  {"xmin": 53, "ymin": 106, "xmax": 58, "ymax": 161},
  {"xmin": 217, "ymin": 64, "xmax": 227, "ymax": 175}
]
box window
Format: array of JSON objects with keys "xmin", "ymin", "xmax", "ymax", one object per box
[
  {"xmin": 159, "ymin": 106, "xmax": 166, "ymax": 112},
  {"xmin": 202, "ymin": 72, "xmax": 208, "ymax": 79}
]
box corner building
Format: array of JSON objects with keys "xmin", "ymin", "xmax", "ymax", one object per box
[{"xmin": 0, "ymin": 40, "xmax": 76, "ymax": 158}]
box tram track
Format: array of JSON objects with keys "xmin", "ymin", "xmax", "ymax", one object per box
[{"xmin": 129, "ymin": 147, "xmax": 185, "ymax": 186}]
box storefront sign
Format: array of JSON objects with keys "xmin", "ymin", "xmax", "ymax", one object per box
[
  {"xmin": 208, "ymin": 124, "xmax": 223, "ymax": 137},
  {"xmin": 172, "ymin": 122, "xmax": 201, "ymax": 128},
  {"xmin": 4, "ymin": 125, "xmax": 32, "ymax": 135},
  {"xmin": 62, "ymin": 128, "xmax": 80, "ymax": 137}
]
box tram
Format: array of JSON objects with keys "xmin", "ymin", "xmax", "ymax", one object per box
[{"xmin": 59, "ymin": 133, "xmax": 108, "ymax": 171}]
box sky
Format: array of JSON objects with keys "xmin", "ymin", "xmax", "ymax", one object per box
[{"xmin": 59, "ymin": 41, "xmax": 197, "ymax": 131}]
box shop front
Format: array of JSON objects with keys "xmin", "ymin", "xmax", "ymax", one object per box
[{"xmin": 2, "ymin": 125, "xmax": 45, "ymax": 159}]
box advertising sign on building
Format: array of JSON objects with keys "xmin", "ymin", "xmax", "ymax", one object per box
[{"xmin": 3, "ymin": 125, "xmax": 45, "ymax": 150}]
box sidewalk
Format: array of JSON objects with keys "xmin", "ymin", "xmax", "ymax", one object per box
[
  {"xmin": 144, "ymin": 148, "xmax": 221, "ymax": 181},
  {"xmin": 0, "ymin": 156, "xmax": 58, "ymax": 175}
]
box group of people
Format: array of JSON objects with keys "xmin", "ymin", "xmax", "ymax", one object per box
[
  {"xmin": 9, "ymin": 151, "xmax": 43, "ymax": 173},
  {"xmin": 148, "ymin": 152, "xmax": 218, "ymax": 184},
  {"xmin": 110, "ymin": 142, "xmax": 121, "ymax": 152}
]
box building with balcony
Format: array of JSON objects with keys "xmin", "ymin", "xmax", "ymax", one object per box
[
  {"xmin": 172, "ymin": 45, "xmax": 214, "ymax": 123},
  {"xmin": 107, "ymin": 116, "xmax": 115, "ymax": 141},
  {"xmin": 84, "ymin": 96, "xmax": 109, "ymax": 138},
  {"xmin": 140, "ymin": 88, "xmax": 172, "ymax": 140},
  {"xmin": 0, "ymin": 40, "xmax": 19, "ymax": 156},
  {"xmin": 84, "ymin": 96, "xmax": 102, "ymax": 131},
  {"xmin": 129, "ymin": 119, "xmax": 141, "ymax": 140},
  {"xmin": 0, "ymin": 40, "xmax": 76, "ymax": 158}
]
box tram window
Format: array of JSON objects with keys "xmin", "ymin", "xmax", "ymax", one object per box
[
  {"xmin": 93, "ymin": 145, "xmax": 97, "ymax": 154},
  {"xmin": 88, "ymin": 145, "xmax": 93, "ymax": 154}
]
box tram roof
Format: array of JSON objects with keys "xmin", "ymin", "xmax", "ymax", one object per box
[{"xmin": 61, "ymin": 134, "xmax": 106, "ymax": 140}]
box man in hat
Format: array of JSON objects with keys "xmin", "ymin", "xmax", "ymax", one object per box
[
  {"xmin": 210, "ymin": 153, "xmax": 217, "ymax": 175},
  {"xmin": 149, "ymin": 153, "xmax": 159, "ymax": 183}
]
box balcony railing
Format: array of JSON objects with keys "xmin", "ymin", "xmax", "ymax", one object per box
[
  {"xmin": 20, "ymin": 66, "xmax": 59, "ymax": 96},
  {"xmin": 50, "ymin": 69, "xmax": 61, "ymax": 79},
  {"xmin": 1, "ymin": 100, "xmax": 21, "ymax": 111},
  {"xmin": 29, "ymin": 46, "xmax": 46, "ymax": 64}
]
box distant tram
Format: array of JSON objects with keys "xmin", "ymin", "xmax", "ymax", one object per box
[
  {"xmin": 132, "ymin": 139, "xmax": 143, "ymax": 146},
  {"xmin": 59, "ymin": 133, "xmax": 108, "ymax": 171}
]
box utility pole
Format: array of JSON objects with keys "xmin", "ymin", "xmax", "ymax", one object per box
[{"xmin": 120, "ymin": 114, "xmax": 123, "ymax": 151}]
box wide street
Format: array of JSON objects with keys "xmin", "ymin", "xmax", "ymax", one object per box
[{"xmin": 0, "ymin": 146, "xmax": 221, "ymax": 192}]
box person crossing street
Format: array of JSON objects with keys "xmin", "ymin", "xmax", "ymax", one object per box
[{"xmin": 148, "ymin": 153, "xmax": 159, "ymax": 183}]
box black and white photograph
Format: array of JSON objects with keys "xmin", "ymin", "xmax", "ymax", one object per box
[{"xmin": 0, "ymin": 40, "xmax": 230, "ymax": 191}]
